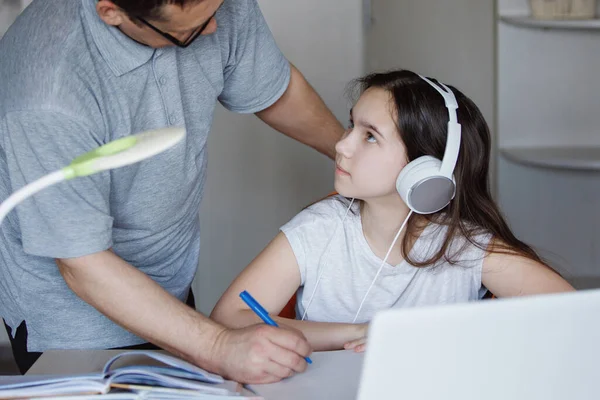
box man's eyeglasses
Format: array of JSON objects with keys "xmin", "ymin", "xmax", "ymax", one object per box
[{"xmin": 137, "ymin": 12, "xmax": 215, "ymax": 48}]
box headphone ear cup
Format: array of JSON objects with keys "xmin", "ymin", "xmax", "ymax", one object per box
[
  {"xmin": 396, "ymin": 155, "xmax": 456, "ymax": 214},
  {"xmin": 396, "ymin": 155, "xmax": 441, "ymax": 199}
]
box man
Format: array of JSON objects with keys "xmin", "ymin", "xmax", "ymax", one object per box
[{"xmin": 0, "ymin": 0, "xmax": 344, "ymax": 382}]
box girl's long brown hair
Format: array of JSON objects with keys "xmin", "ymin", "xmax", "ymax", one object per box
[{"xmin": 351, "ymin": 70, "xmax": 544, "ymax": 267}]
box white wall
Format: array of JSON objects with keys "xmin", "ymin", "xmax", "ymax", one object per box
[
  {"xmin": 365, "ymin": 0, "xmax": 497, "ymax": 194},
  {"xmin": 0, "ymin": 0, "xmax": 31, "ymax": 37},
  {"xmin": 192, "ymin": 0, "xmax": 365, "ymax": 314},
  {"xmin": 496, "ymin": 0, "xmax": 600, "ymax": 283},
  {"xmin": 0, "ymin": 0, "xmax": 21, "ymax": 37}
]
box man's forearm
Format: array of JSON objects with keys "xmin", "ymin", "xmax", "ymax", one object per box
[
  {"xmin": 56, "ymin": 250, "xmax": 224, "ymax": 370},
  {"xmin": 256, "ymin": 64, "xmax": 345, "ymax": 159}
]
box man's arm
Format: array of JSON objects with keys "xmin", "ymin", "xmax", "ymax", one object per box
[
  {"xmin": 256, "ymin": 64, "xmax": 345, "ymax": 159},
  {"xmin": 57, "ymin": 250, "xmax": 312, "ymax": 384}
]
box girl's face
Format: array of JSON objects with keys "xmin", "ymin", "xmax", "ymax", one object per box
[{"xmin": 334, "ymin": 88, "xmax": 409, "ymax": 201}]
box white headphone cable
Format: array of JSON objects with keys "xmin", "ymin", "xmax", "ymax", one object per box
[
  {"xmin": 352, "ymin": 210, "xmax": 413, "ymax": 323},
  {"xmin": 300, "ymin": 197, "xmax": 355, "ymax": 321}
]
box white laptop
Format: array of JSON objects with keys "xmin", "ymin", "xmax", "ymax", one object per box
[{"xmin": 357, "ymin": 288, "xmax": 600, "ymax": 400}]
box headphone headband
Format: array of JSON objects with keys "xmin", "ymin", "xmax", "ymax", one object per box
[{"xmin": 417, "ymin": 75, "xmax": 462, "ymax": 179}]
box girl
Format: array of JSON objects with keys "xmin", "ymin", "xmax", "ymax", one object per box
[{"xmin": 210, "ymin": 70, "xmax": 574, "ymax": 353}]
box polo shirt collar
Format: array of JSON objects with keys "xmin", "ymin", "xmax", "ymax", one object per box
[{"xmin": 81, "ymin": 0, "xmax": 155, "ymax": 77}]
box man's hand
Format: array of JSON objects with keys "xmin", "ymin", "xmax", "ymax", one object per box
[{"xmin": 209, "ymin": 324, "xmax": 313, "ymax": 384}]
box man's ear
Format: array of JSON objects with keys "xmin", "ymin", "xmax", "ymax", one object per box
[{"xmin": 96, "ymin": 0, "xmax": 127, "ymax": 26}]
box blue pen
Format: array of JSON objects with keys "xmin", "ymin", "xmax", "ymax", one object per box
[{"xmin": 239, "ymin": 290, "xmax": 312, "ymax": 364}]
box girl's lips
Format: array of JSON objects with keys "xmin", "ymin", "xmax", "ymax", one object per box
[{"xmin": 336, "ymin": 165, "xmax": 350, "ymax": 175}]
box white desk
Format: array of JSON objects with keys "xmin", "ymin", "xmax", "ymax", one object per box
[{"xmin": 26, "ymin": 349, "xmax": 365, "ymax": 400}]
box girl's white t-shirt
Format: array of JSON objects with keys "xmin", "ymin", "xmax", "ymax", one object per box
[{"xmin": 280, "ymin": 196, "xmax": 492, "ymax": 323}]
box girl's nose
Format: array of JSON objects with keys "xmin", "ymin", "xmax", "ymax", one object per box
[{"xmin": 335, "ymin": 129, "xmax": 354, "ymax": 158}]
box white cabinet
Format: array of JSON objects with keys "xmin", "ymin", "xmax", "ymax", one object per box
[{"xmin": 497, "ymin": 0, "xmax": 600, "ymax": 285}]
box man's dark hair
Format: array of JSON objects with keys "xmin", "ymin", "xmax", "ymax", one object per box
[{"xmin": 108, "ymin": 0, "xmax": 204, "ymax": 20}]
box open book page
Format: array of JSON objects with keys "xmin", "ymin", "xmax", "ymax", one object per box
[
  {"xmin": 0, "ymin": 379, "xmax": 107, "ymax": 398},
  {"xmin": 29, "ymin": 394, "xmax": 137, "ymax": 400},
  {"xmin": 0, "ymin": 373, "xmax": 107, "ymax": 398},
  {"xmin": 0, "ymin": 375, "xmax": 100, "ymax": 385},
  {"xmin": 104, "ymin": 351, "xmax": 242, "ymax": 395},
  {"xmin": 29, "ymin": 392, "xmax": 262, "ymax": 400},
  {"xmin": 104, "ymin": 351, "xmax": 224, "ymax": 383},
  {"xmin": 247, "ymin": 350, "xmax": 365, "ymax": 400},
  {"xmin": 0, "ymin": 350, "xmax": 248, "ymax": 399}
]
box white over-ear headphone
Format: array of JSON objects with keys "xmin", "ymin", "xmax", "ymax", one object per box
[{"xmin": 396, "ymin": 75, "xmax": 462, "ymax": 215}]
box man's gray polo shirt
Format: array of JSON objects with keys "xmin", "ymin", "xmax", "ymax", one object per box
[{"xmin": 0, "ymin": 0, "xmax": 290, "ymax": 351}]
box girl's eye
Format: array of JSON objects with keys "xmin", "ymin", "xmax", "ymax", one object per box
[
  {"xmin": 366, "ymin": 132, "xmax": 377, "ymax": 143},
  {"xmin": 347, "ymin": 120, "xmax": 354, "ymax": 130}
]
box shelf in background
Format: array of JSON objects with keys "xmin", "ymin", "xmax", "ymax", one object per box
[
  {"xmin": 500, "ymin": 146, "xmax": 600, "ymax": 171},
  {"xmin": 499, "ymin": 15, "xmax": 600, "ymax": 30}
]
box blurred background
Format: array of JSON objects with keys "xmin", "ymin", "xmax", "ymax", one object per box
[{"xmin": 1, "ymin": 0, "xmax": 599, "ymax": 373}]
